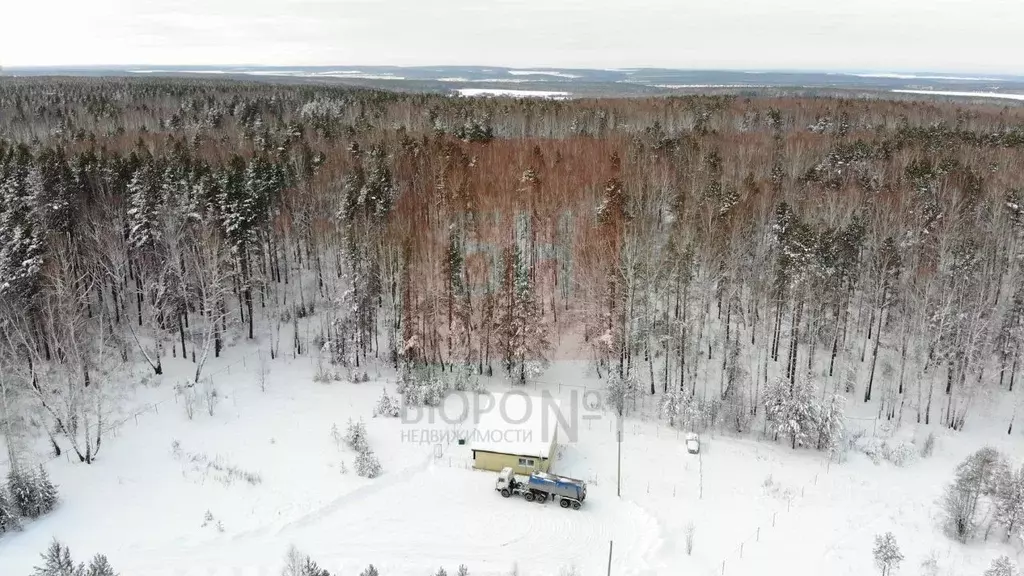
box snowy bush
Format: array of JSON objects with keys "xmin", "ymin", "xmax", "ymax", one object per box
[
  {"xmin": 984, "ymin": 556, "xmax": 1018, "ymax": 576},
  {"xmin": 355, "ymin": 448, "xmax": 382, "ymax": 478},
  {"xmin": 359, "ymin": 566, "xmax": 380, "ymax": 576},
  {"xmin": 373, "ymin": 389, "xmax": 400, "ymax": 418},
  {"xmin": 344, "ymin": 419, "xmax": 369, "ymax": 452},
  {"xmin": 884, "ymin": 441, "xmax": 917, "ymax": 467},
  {"xmin": 7, "ymin": 466, "xmax": 58, "ymax": 519},
  {"xmin": 31, "ymin": 538, "xmax": 118, "ymax": 576},
  {"xmin": 684, "ymin": 521, "xmax": 696, "ymax": 555},
  {"xmin": 872, "ymin": 532, "xmax": 903, "ymax": 576}
]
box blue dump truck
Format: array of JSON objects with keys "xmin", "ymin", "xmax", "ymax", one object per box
[{"xmin": 495, "ymin": 467, "xmax": 587, "ymax": 510}]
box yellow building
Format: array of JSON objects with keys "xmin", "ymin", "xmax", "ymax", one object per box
[{"xmin": 471, "ymin": 393, "xmax": 561, "ymax": 475}]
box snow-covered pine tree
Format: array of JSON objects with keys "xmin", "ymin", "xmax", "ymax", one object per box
[
  {"xmin": 344, "ymin": 419, "xmax": 368, "ymax": 453},
  {"xmin": 0, "ymin": 486, "xmax": 18, "ymax": 534},
  {"xmin": 872, "ymin": 532, "xmax": 903, "ymax": 576},
  {"xmin": 817, "ymin": 393, "xmax": 846, "ymax": 453},
  {"xmin": 763, "ymin": 374, "xmax": 819, "ymax": 449},
  {"xmin": 0, "ymin": 159, "xmax": 45, "ymax": 300},
  {"xmin": 373, "ymin": 388, "xmax": 400, "ymax": 418},
  {"xmin": 354, "ymin": 448, "xmax": 382, "ymax": 478},
  {"xmin": 359, "ymin": 565, "xmax": 380, "ymax": 576},
  {"xmin": 660, "ymin": 386, "xmax": 684, "ymax": 427}
]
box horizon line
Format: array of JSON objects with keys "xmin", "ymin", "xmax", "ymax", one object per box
[{"xmin": 4, "ymin": 64, "xmax": 1024, "ymax": 78}]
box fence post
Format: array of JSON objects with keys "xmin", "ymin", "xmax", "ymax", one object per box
[
  {"xmin": 756, "ymin": 527, "xmax": 760, "ymax": 541},
  {"xmin": 773, "ymin": 512, "xmax": 777, "ymax": 527},
  {"xmin": 740, "ymin": 543, "xmax": 744, "ymax": 558},
  {"xmin": 135, "ymin": 414, "xmax": 139, "ymax": 425},
  {"xmin": 721, "ymin": 560, "xmax": 725, "ymax": 575}
]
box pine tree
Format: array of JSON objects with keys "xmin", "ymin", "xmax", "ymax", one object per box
[
  {"xmin": 32, "ymin": 539, "xmax": 81, "ymax": 576},
  {"xmin": 817, "ymin": 394, "xmax": 846, "ymax": 453},
  {"xmin": 494, "ymin": 243, "xmax": 550, "ymax": 385},
  {"xmin": 373, "ymin": 388, "xmax": 400, "ymax": 418},
  {"xmin": 355, "ymin": 448, "xmax": 382, "ymax": 478},
  {"xmin": 84, "ymin": 555, "xmax": 117, "ymax": 576},
  {"xmin": 344, "ymin": 418, "xmax": 368, "ymax": 453},
  {"xmin": 37, "ymin": 465, "xmax": 59, "ymax": 513},
  {"xmin": 763, "ymin": 375, "xmax": 819, "ymax": 449},
  {"xmin": 0, "ymin": 487, "xmax": 18, "ymax": 534},
  {"xmin": 301, "ymin": 557, "xmax": 330, "ymax": 576},
  {"xmin": 359, "ymin": 565, "xmax": 379, "ymax": 576}
]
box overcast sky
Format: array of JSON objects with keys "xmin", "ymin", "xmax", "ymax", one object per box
[{"xmin": 3, "ymin": 0, "xmax": 1021, "ymax": 74}]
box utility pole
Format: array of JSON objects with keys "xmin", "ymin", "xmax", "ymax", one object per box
[
  {"xmin": 616, "ymin": 414, "xmax": 622, "ymax": 497},
  {"xmin": 607, "ymin": 540, "xmax": 613, "ymax": 576}
]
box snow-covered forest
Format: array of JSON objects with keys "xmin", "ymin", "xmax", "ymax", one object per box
[{"xmin": 1, "ymin": 77, "xmax": 1024, "ymax": 574}]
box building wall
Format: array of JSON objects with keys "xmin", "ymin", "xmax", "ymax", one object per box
[{"xmin": 473, "ymin": 450, "xmax": 551, "ymax": 475}]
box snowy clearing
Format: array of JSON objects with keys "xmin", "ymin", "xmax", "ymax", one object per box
[{"xmin": 2, "ymin": 349, "xmax": 1022, "ymax": 576}]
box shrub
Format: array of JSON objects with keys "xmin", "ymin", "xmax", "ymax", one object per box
[
  {"xmin": 360, "ymin": 565, "xmax": 380, "ymax": 576},
  {"xmin": 684, "ymin": 521, "xmax": 696, "ymax": 555}
]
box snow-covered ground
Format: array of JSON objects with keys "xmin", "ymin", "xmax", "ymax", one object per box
[{"xmin": 2, "ymin": 347, "xmax": 1023, "ymax": 575}]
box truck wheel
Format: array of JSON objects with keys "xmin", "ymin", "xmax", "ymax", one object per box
[
  {"xmin": 572, "ymin": 501, "xmax": 581, "ymax": 510},
  {"xmin": 537, "ymin": 494, "xmax": 548, "ymax": 503},
  {"xmin": 560, "ymin": 499, "xmax": 570, "ymax": 509},
  {"xmin": 500, "ymin": 489, "xmax": 510, "ymax": 498},
  {"xmin": 525, "ymin": 492, "xmax": 536, "ymax": 502}
]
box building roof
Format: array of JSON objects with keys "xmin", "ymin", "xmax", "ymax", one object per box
[{"xmin": 471, "ymin": 392, "xmax": 562, "ymax": 459}]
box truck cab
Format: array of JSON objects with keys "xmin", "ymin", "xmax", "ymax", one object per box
[{"xmin": 495, "ymin": 466, "xmax": 521, "ymax": 496}]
